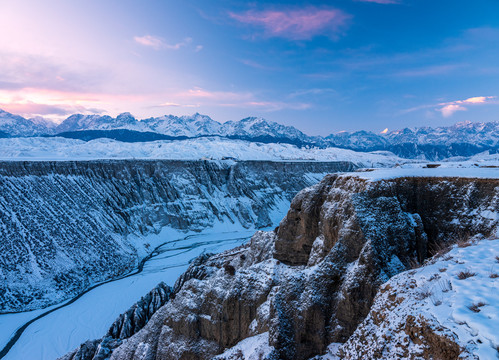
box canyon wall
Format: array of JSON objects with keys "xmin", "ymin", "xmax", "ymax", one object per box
[
  {"xmin": 62, "ymin": 172, "xmax": 498, "ymax": 360},
  {"xmin": 0, "ymin": 160, "xmax": 355, "ymax": 312}
]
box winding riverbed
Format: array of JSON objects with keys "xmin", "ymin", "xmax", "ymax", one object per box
[{"xmin": 0, "ymin": 226, "xmax": 260, "ymax": 360}]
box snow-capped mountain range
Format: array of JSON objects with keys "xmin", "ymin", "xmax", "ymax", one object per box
[
  {"xmin": 0, "ymin": 108, "xmax": 498, "ymax": 159},
  {"xmin": 1, "ymin": 110, "xmax": 308, "ymax": 142}
]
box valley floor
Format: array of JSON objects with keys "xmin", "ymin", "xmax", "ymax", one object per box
[{"xmin": 0, "ymin": 226, "xmax": 261, "ymax": 360}]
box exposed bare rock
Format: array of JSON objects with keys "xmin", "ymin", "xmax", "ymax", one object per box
[
  {"xmin": 337, "ymin": 238, "xmax": 499, "ymax": 359},
  {"xmin": 62, "ymin": 173, "xmax": 498, "ymax": 360},
  {"xmin": 107, "ymin": 282, "xmax": 172, "ymax": 340}
]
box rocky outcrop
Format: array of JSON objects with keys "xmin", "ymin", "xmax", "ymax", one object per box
[
  {"xmin": 62, "ymin": 172, "xmax": 498, "ymax": 360},
  {"xmin": 0, "ymin": 159, "xmax": 354, "ymax": 312},
  {"xmin": 337, "ymin": 238, "xmax": 499, "ymax": 359},
  {"xmin": 60, "ymin": 282, "xmax": 172, "ymax": 360},
  {"xmin": 270, "ymin": 174, "xmax": 497, "ymax": 359}
]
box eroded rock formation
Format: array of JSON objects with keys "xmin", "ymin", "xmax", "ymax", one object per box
[
  {"xmin": 61, "ymin": 172, "xmax": 498, "ymax": 360},
  {"xmin": 0, "ymin": 160, "xmax": 353, "ymax": 312}
]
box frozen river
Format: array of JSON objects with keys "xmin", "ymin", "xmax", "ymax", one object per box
[{"xmin": 0, "ymin": 226, "xmax": 260, "ymax": 360}]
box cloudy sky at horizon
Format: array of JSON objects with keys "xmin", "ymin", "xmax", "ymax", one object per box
[{"xmin": 1, "ymin": 0, "xmax": 498, "ymax": 134}]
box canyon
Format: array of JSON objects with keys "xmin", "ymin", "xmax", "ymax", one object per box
[
  {"xmin": 0, "ymin": 160, "xmax": 355, "ymax": 313},
  {"xmin": 60, "ymin": 168, "xmax": 498, "ymax": 360}
]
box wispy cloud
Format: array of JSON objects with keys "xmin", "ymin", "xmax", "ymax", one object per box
[
  {"xmin": 239, "ymin": 59, "xmax": 282, "ymax": 71},
  {"xmin": 156, "ymin": 102, "xmax": 199, "ymax": 108},
  {"xmin": 229, "ymin": 7, "xmax": 351, "ymax": 40},
  {"xmin": 158, "ymin": 87, "xmax": 311, "ymax": 112},
  {"xmin": 288, "ymin": 88, "xmax": 337, "ymax": 98},
  {"xmin": 0, "ymin": 52, "xmax": 109, "ymax": 93},
  {"xmin": 393, "ymin": 64, "xmax": 463, "ymax": 77},
  {"xmin": 401, "ymin": 96, "xmax": 497, "ymax": 118},
  {"xmin": 133, "ymin": 35, "xmax": 193, "ymax": 50},
  {"xmin": 225, "ymin": 101, "xmax": 311, "ymax": 112},
  {"xmin": 178, "ymin": 87, "xmax": 254, "ymax": 101},
  {"xmin": 438, "ymin": 96, "xmax": 496, "ymax": 117}
]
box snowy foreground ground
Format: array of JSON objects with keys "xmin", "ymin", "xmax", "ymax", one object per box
[{"xmin": 326, "ymin": 239, "xmax": 499, "ymax": 359}]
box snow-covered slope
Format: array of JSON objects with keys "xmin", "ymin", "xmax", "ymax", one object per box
[
  {"xmin": 0, "ymin": 109, "xmax": 55, "ymax": 137},
  {"xmin": 144, "ymin": 113, "xmax": 222, "ymax": 137},
  {"xmin": 337, "ymin": 239, "xmax": 499, "ymax": 359},
  {"xmin": 0, "ymin": 136, "xmax": 402, "ymax": 167},
  {"xmin": 52, "ymin": 113, "xmax": 309, "ymax": 141},
  {"xmin": 386, "ymin": 121, "xmax": 499, "ymax": 147},
  {"xmin": 222, "ymin": 116, "xmax": 308, "ymax": 142},
  {"xmin": 1, "ymin": 107, "xmax": 498, "ymax": 160}
]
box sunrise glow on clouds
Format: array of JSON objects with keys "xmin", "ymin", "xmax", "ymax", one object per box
[
  {"xmin": 0, "ymin": 0, "xmax": 498, "ymax": 133},
  {"xmin": 229, "ymin": 7, "xmax": 351, "ymax": 40},
  {"xmin": 438, "ymin": 96, "xmax": 496, "ymax": 117}
]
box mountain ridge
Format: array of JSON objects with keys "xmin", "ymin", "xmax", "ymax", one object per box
[{"xmin": 0, "ymin": 108, "xmax": 498, "ymax": 160}]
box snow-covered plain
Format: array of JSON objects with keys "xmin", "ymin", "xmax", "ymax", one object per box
[
  {"xmin": 0, "ymin": 136, "xmax": 401, "ymax": 167},
  {"xmin": 350, "ymin": 166, "xmax": 499, "ymax": 181},
  {"xmin": 0, "ymin": 224, "xmax": 264, "ymax": 360}
]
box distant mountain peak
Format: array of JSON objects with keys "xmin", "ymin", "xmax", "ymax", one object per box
[{"xmin": 1, "ymin": 108, "xmax": 498, "ymax": 161}]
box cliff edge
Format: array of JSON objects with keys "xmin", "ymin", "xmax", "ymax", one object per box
[{"xmin": 61, "ymin": 169, "xmax": 498, "ymax": 360}]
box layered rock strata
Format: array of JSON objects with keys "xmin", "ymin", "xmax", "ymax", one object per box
[
  {"xmin": 62, "ymin": 172, "xmax": 498, "ymax": 360},
  {"xmin": 0, "ymin": 160, "xmax": 354, "ymax": 312}
]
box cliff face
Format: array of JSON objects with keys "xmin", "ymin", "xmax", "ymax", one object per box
[
  {"xmin": 0, "ymin": 160, "xmax": 355, "ymax": 312},
  {"xmin": 271, "ymin": 175, "xmax": 497, "ymax": 359},
  {"xmin": 339, "ymin": 238, "xmax": 499, "ymax": 359},
  {"xmin": 63, "ymin": 172, "xmax": 498, "ymax": 360}
]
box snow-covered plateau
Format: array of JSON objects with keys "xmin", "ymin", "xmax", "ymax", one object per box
[{"xmin": 0, "ymin": 136, "xmax": 401, "ymax": 167}]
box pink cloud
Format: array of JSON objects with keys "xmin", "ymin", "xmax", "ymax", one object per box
[
  {"xmin": 439, "ymin": 104, "xmax": 467, "ymax": 117},
  {"xmin": 458, "ymin": 96, "xmax": 493, "ymax": 104},
  {"xmin": 437, "ymin": 96, "xmax": 496, "ymax": 117},
  {"xmin": 401, "ymin": 95, "xmax": 497, "ymax": 117},
  {"xmin": 0, "ymin": 101, "xmax": 105, "ymax": 119},
  {"xmin": 0, "ymin": 87, "xmax": 146, "ymax": 122},
  {"xmin": 229, "ymin": 7, "xmax": 350, "ymax": 40}
]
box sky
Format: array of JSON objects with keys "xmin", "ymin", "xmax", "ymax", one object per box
[{"xmin": 0, "ymin": 0, "xmax": 498, "ymax": 134}]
